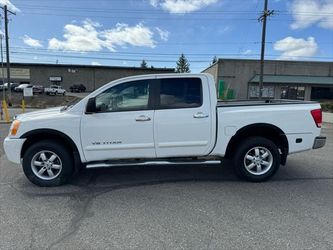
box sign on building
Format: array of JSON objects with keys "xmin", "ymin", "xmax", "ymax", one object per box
[
  {"xmin": 49, "ymin": 76, "xmax": 62, "ymax": 82},
  {"xmin": 23, "ymin": 87, "xmax": 33, "ymax": 97},
  {"xmin": 0, "ymin": 68, "xmax": 30, "ymax": 80}
]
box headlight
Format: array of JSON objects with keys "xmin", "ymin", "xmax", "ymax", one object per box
[{"xmin": 9, "ymin": 120, "xmax": 21, "ymax": 136}]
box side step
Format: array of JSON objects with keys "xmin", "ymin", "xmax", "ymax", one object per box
[{"xmin": 86, "ymin": 160, "xmax": 221, "ymax": 169}]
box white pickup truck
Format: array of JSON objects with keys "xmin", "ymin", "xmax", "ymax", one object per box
[
  {"xmin": 44, "ymin": 85, "xmax": 66, "ymax": 95},
  {"xmin": 4, "ymin": 73, "xmax": 326, "ymax": 186}
]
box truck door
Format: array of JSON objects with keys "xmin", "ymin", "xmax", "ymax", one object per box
[
  {"xmin": 81, "ymin": 79, "xmax": 156, "ymax": 162},
  {"xmin": 154, "ymin": 76, "xmax": 213, "ymax": 158}
]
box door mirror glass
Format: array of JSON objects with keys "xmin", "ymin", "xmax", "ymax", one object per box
[{"xmin": 85, "ymin": 97, "xmax": 96, "ymax": 114}]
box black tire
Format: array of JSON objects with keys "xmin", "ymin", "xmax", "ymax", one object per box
[
  {"xmin": 233, "ymin": 136, "xmax": 280, "ymax": 182},
  {"xmin": 22, "ymin": 140, "xmax": 74, "ymax": 187}
]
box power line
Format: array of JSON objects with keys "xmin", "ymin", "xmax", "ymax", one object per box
[
  {"xmin": 10, "ymin": 50, "xmax": 333, "ymax": 61},
  {"xmin": 10, "ymin": 47, "xmax": 333, "ymax": 59},
  {"xmin": 16, "ymin": 5, "xmax": 333, "ymax": 16}
]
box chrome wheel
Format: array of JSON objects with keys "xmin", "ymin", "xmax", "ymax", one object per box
[
  {"xmin": 243, "ymin": 146, "xmax": 273, "ymax": 175},
  {"xmin": 31, "ymin": 151, "xmax": 62, "ymax": 180}
]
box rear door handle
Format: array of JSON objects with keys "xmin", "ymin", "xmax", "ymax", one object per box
[
  {"xmin": 135, "ymin": 115, "xmax": 151, "ymax": 122},
  {"xmin": 193, "ymin": 112, "xmax": 209, "ymax": 118}
]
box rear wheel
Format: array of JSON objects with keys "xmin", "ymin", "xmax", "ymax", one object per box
[
  {"xmin": 233, "ymin": 137, "xmax": 280, "ymax": 182},
  {"xmin": 22, "ymin": 140, "xmax": 74, "ymax": 186}
]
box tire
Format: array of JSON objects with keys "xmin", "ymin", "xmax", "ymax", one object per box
[
  {"xmin": 233, "ymin": 136, "xmax": 280, "ymax": 182},
  {"xmin": 22, "ymin": 140, "xmax": 74, "ymax": 187}
]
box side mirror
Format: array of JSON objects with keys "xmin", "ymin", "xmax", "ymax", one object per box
[{"xmin": 85, "ymin": 97, "xmax": 96, "ymax": 114}]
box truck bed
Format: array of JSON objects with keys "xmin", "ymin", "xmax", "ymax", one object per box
[{"xmin": 217, "ymin": 99, "xmax": 315, "ymax": 107}]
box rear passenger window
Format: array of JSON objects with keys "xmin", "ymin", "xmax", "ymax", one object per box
[{"xmin": 158, "ymin": 78, "xmax": 202, "ymax": 109}]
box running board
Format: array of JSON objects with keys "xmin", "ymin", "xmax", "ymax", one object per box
[{"xmin": 86, "ymin": 160, "xmax": 221, "ymax": 169}]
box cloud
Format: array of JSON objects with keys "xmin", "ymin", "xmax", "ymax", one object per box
[
  {"xmin": 22, "ymin": 35, "xmax": 43, "ymax": 48},
  {"xmin": 156, "ymin": 27, "xmax": 170, "ymax": 41},
  {"xmin": 219, "ymin": 25, "xmax": 233, "ymax": 34},
  {"xmin": 49, "ymin": 19, "xmax": 104, "ymax": 52},
  {"xmin": 150, "ymin": 0, "xmax": 218, "ymax": 14},
  {"xmin": 102, "ymin": 23, "xmax": 156, "ymax": 51},
  {"xmin": 91, "ymin": 61, "xmax": 101, "ymax": 66},
  {"xmin": 0, "ymin": 0, "xmax": 20, "ymax": 12},
  {"xmin": 48, "ymin": 20, "xmax": 158, "ymax": 52},
  {"xmin": 242, "ymin": 49, "xmax": 253, "ymax": 55},
  {"xmin": 273, "ymin": 36, "xmax": 318, "ymax": 60},
  {"xmin": 290, "ymin": 0, "xmax": 333, "ymax": 29}
]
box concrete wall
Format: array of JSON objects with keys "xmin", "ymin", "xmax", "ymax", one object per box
[
  {"xmin": 9, "ymin": 63, "xmax": 174, "ymax": 92},
  {"xmin": 202, "ymin": 59, "xmax": 333, "ymax": 99},
  {"xmin": 202, "ymin": 63, "xmax": 218, "ymax": 85}
]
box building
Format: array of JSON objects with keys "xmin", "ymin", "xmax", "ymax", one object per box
[
  {"xmin": 203, "ymin": 59, "xmax": 333, "ymax": 101},
  {"xmin": 0, "ymin": 63, "xmax": 174, "ymax": 91}
]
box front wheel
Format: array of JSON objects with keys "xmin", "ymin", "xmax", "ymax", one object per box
[
  {"xmin": 233, "ymin": 137, "xmax": 280, "ymax": 182},
  {"xmin": 22, "ymin": 140, "xmax": 74, "ymax": 186}
]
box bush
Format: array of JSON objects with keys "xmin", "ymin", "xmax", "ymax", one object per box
[{"xmin": 320, "ymin": 101, "xmax": 333, "ymax": 113}]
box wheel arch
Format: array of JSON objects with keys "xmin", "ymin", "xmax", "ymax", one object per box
[
  {"xmin": 20, "ymin": 129, "xmax": 83, "ymax": 171},
  {"xmin": 225, "ymin": 123, "xmax": 289, "ymax": 165}
]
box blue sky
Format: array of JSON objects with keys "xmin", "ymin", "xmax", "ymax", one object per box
[{"xmin": 1, "ymin": 0, "xmax": 333, "ymax": 72}]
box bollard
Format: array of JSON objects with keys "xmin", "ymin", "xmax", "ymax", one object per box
[
  {"xmin": 0, "ymin": 101, "xmax": 3, "ymax": 120},
  {"xmin": 22, "ymin": 99, "xmax": 26, "ymax": 113}
]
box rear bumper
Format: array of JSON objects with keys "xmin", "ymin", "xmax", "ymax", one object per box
[
  {"xmin": 3, "ymin": 137, "xmax": 26, "ymax": 164},
  {"xmin": 312, "ymin": 136, "xmax": 326, "ymax": 149}
]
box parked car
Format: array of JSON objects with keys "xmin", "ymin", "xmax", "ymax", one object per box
[
  {"xmin": 70, "ymin": 84, "xmax": 86, "ymax": 93},
  {"xmin": 32, "ymin": 85, "xmax": 44, "ymax": 94},
  {"xmin": 3, "ymin": 73, "xmax": 326, "ymax": 186},
  {"xmin": 0, "ymin": 82, "xmax": 19, "ymax": 91},
  {"xmin": 7, "ymin": 83, "xmax": 19, "ymax": 91},
  {"xmin": 44, "ymin": 85, "xmax": 66, "ymax": 95},
  {"xmin": 14, "ymin": 84, "xmax": 31, "ymax": 92}
]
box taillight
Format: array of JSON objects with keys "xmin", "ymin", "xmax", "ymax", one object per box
[{"xmin": 311, "ymin": 109, "xmax": 322, "ymax": 128}]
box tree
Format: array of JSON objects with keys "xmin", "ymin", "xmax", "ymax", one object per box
[
  {"xmin": 140, "ymin": 60, "xmax": 148, "ymax": 68},
  {"xmin": 212, "ymin": 56, "xmax": 217, "ymax": 64},
  {"xmin": 175, "ymin": 53, "xmax": 190, "ymax": 73}
]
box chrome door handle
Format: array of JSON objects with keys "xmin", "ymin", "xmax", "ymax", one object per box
[
  {"xmin": 193, "ymin": 112, "xmax": 209, "ymax": 118},
  {"xmin": 135, "ymin": 115, "xmax": 151, "ymax": 122}
]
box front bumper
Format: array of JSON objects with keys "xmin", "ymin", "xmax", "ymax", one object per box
[
  {"xmin": 312, "ymin": 136, "xmax": 326, "ymax": 149},
  {"xmin": 3, "ymin": 137, "xmax": 26, "ymax": 164}
]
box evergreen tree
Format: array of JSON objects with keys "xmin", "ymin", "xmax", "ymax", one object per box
[
  {"xmin": 140, "ymin": 60, "xmax": 148, "ymax": 68},
  {"xmin": 212, "ymin": 56, "xmax": 217, "ymax": 64},
  {"xmin": 175, "ymin": 53, "xmax": 190, "ymax": 73}
]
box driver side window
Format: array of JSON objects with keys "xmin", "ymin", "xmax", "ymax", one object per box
[{"xmin": 95, "ymin": 80, "xmax": 150, "ymax": 112}]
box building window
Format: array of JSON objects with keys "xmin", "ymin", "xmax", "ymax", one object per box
[
  {"xmin": 311, "ymin": 87, "xmax": 333, "ymax": 100},
  {"xmin": 280, "ymin": 85, "xmax": 305, "ymax": 100},
  {"xmin": 249, "ymin": 85, "xmax": 274, "ymax": 98}
]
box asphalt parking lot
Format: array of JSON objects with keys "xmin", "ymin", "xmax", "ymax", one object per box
[{"xmin": 0, "ymin": 123, "xmax": 332, "ymax": 250}]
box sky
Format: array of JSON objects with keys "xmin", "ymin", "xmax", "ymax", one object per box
[{"xmin": 0, "ymin": 0, "xmax": 332, "ymax": 72}]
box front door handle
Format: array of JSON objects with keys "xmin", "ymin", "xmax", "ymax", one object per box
[
  {"xmin": 193, "ymin": 112, "xmax": 209, "ymax": 119},
  {"xmin": 135, "ymin": 115, "xmax": 151, "ymax": 122}
]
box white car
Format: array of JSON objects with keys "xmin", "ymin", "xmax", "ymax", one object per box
[
  {"xmin": 44, "ymin": 85, "xmax": 66, "ymax": 95},
  {"xmin": 14, "ymin": 83, "xmax": 31, "ymax": 92},
  {"xmin": 4, "ymin": 73, "xmax": 326, "ymax": 186}
]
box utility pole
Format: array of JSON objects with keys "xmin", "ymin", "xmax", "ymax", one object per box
[
  {"xmin": 4, "ymin": 5, "xmax": 15, "ymax": 105},
  {"xmin": 258, "ymin": 0, "xmax": 274, "ymax": 100},
  {"xmin": 1, "ymin": 34, "xmax": 5, "ymax": 102}
]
